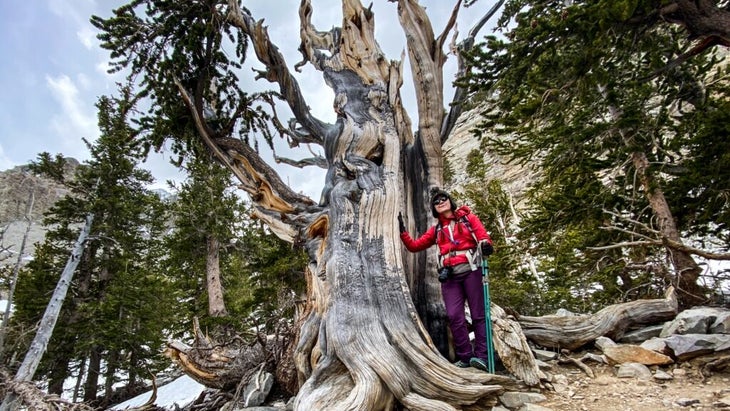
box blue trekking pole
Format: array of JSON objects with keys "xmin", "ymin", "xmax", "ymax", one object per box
[{"xmin": 482, "ymin": 255, "xmax": 496, "ymax": 373}]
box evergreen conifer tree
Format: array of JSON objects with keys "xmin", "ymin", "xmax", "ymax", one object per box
[
  {"xmin": 7, "ymin": 93, "xmax": 175, "ymax": 404},
  {"xmin": 462, "ymin": 0, "xmax": 730, "ymax": 309}
]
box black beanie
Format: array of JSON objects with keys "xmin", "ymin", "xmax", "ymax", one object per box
[{"xmin": 429, "ymin": 187, "xmax": 456, "ymax": 218}]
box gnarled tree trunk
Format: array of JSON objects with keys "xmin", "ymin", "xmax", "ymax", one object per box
[
  {"xmin": 121, "ymin": 0, "xmax": 556, "ymax": 407},
  {"xmin": 169, "ymin": 0, "xmax": 524, "ymax": 409}
]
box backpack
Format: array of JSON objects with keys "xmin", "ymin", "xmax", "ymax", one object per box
[{"xmin": 434, "ymin": 215, "xmax": 480, "ymax": 270}]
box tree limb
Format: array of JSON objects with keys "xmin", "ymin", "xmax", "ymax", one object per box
[
  {"xmin": 442, "ymin": 0, "xmax": 505, "ymax": 143},
  {"xmin": 226, "ymin": 0, "xmax": 331, "ymax": 143},
  {"xmin": 518, "ymin": 287, "xmax": 678, "ymax": 350},
  {"xmin": 174, "ymin": 78, "xmax": 316, "ymax": 218},
  {"xmin": 397, "ymin": 0, "xmax": 449, "ymax": 187},
  {"xmin": 296, "ymin": 0, "xmax": 341, "ymax": 72},
  {"xmin": 275, "ymin": 154, "xmax": 328, "ymax": 170},
  {"xmin": 594, "ymin": 209, "xmax": 730, "ymax": 260}
]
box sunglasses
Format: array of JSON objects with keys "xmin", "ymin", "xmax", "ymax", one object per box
[{"xmin": 432, "ymin": 196, "xmax": 449, "ymax": 205}]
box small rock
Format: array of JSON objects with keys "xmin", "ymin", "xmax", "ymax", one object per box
[
  {"xmin": 640, "ymin": 337, "xmax": 669, "ymax": 354},
  {"xmin": 616, "ymin": 362, "xmax": 653, "ymax": 380},
  {"xmin": 618, "ymin": 324, "xmax": 664, "ymax": 343},
  {"xmin": 675, "ymin": 398, "xmax": 700, "ymax": 407},
  {"xmin": 533, "ymin": 349, "xmax": 559, "ymax": 361},
  {"xmin": 499, "ymin": 392, "xmax": 547, "ymax": 409},
  {"xmin": 714, "ymin": 396, "xmax": 730, "ymax": 408},
  {"xmin": 595, "ymin": 336, "xmax": 617, "ymax": 351},
  {"xmin": 519, "ymin": 404, "xmax": 554, "ymax": 411},
  {"xmin": 555, "ymin": 308, "xmax": 578, "ymax": 316},
  {"xmin": 653, "ymin": 370, "xmax": 674, "ymax": 381},
  {"xmin": 602, "ymin": 344, "xmax": 673, "ymax": 366},
  {"xmin": 552, "ymin": 374, "xmax": 568, "ymax": 386},
  {"xmin": 593, "ymin": 375, "xmax": 613, "ymax": 386}
]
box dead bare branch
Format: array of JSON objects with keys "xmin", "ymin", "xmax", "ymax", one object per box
[
  {"xmin": 441, "ymin": 0, "xmax": 505, "ymax": 143},
  {"xmin": 274, "ymin": 155, "xmax": 328, "ymax": 170},
  {"xmin": 227, "ymin": 0, "xmax": 331, "ymax": 143},
  {"xmin": 594, "ymin": 209, "xmax": 730, "ymax": 260},
  {"xmin": 174, "ymin": 77, "xmax": 315, "ymax": 218},
  {"xmin": 0, "ymin": 369, "xmax": 95, "ymax": 411}
]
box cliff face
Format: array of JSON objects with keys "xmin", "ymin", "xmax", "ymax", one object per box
[
  {"xmin": 443, "ymin": 107, "xmax": 536, "ymax": 208},
  {"xmin": 0, "ymin": 159, "xmax": 79, "ymax": 267}
]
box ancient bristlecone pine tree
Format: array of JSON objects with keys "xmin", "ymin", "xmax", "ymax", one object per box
[{"xmin": 168, "ymin": 0, "xmax": 520, "ymax": 409}]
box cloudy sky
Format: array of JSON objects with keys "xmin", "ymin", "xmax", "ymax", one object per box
[{"xmin": 0, "ymin": 0, "xmax": 497, "ymax": 199}]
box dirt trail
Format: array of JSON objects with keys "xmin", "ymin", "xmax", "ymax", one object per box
[{"xmin": 538, "ymin": 360, "xmax": 730, "ymax": 411}]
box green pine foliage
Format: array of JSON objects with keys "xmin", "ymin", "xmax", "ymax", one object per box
[
  {"xmin": 7, "ymin": 93, "xmax": 175, "ymax": 403},
  {"xmin": 163, "ymin": 152, "xmax": 306, "ymax": 338},
  {"xmin": 162, "ymin": 155, "xmax": 241, "ymax": 333},
  {"xmin": 457, "ymin": 150, "xmax": 546, "ymax": 314},
  {"xmin": 460, "ymin": 0, "xmax": 729, "ymax": 310},
  {"xmin": 90, "ymin": 0, "xmax": 275, "ymax": 162}
]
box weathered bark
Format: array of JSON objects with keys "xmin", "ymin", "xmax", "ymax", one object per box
[
  {"xmin": 517, "ymin": 287, "xmax": 678, "ymax": 351},
  {"xmin": 168, "ymin": 1, "xmax": 521, "ymax": 409},
  {"xmin": 630, "ymin": 151, "xmax": 704, "ymax": 307},
  {"xmin": 603, "ymin": 98, "xmax": 703, "ymax": 308},
  {"xmin": 205, "ymin": 235, "xmax": 228, "ymax": 317},
  {"xmin": 661, "ymin": 0, "xmax": 730, "ymax": 43},
  {"xmin": 0, "ymin": 369, "xmax": 95, "ymax": 411},
  {"xmin": 83, "ymin": 346, "xmax": 102, "ymax": 402},
  {"xmin": 165, "ymin": 318, "xmax": 271, "ymax": 390},
  {"xmin": 491, "ymin": 305, "xmax": 543, "ymax": 386},
  {"xmin": 634, "ymin": 1, "xmax": 730, "ymax": 79}
]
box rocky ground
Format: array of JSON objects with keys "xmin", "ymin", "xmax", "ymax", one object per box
[{"xmin": 534, "ymin": 357, "xmax": 730, "ymax": 411}]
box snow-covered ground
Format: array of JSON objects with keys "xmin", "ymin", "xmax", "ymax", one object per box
[{"xmin": 109, "ymin": 375, "xmax": 206, "ymax": 410}]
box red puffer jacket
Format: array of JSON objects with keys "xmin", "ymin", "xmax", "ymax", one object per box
[{"xmin": 400, "ymin": 206, "xmax": 492, "ymax": 267}]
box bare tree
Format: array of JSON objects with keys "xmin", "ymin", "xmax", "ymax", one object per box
[
  {"xmin": 0, "ymin": 213, "xmax": 94, "ymax": 411},
  {"xmin": 0, "ymin": 190, "xmax": 35, "ymax": 360}
]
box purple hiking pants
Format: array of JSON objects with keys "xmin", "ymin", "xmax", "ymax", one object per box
[{"xmin": 441, "ymin": 267, "xmax": 487, "ymax": 362}]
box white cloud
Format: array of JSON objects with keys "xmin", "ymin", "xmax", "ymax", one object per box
[
  {"xmin": 77, "ymin": 25, "xmax": 97, "ymax": 49},
  {"xmin": 95, "ymin": 60, "xmax": 113, "ymax": 76},
  {"xmin": 46, "ymin": 74, "xmax": 99, "ymax": 157},
  {"xmin": 0, "ymin": 144, "xmax": 17, "ymax": 171}
]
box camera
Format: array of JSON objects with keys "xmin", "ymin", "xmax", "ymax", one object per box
[{"xmin": 437, "ymin": 266, "xmax": 453, "ymax": 283}]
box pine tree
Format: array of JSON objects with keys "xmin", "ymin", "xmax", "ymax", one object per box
[
  {"xmin": 163, "ymin": 150, "xmax": 307, "ymax": 337},
  {"xmin": 7, "ymin": 92, "xmax": 175, "ymax": 404},
  {"xmin": 163, "ymin": 153, "xmax": 243, "ymax": 333}
]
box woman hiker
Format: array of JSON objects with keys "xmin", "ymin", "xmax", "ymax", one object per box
[{"xmin": 398, "ymin": 187, "xmax": 494, "ymax": 371}]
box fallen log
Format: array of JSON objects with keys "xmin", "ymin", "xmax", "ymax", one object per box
[
  {"xmin": 516, "ymin": 287, "xmax": 678, "ymax": 351},
  {"xmin": 0, "ymin": 369, "xmax": 94, "ymax": 411}
]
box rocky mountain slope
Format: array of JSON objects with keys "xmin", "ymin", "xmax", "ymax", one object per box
[
  {"xmin": 443, "ymin": 107, "xmax": 535, "ymax": 208},
  {"xmin": 0, "ymin": 159, "xmax": 78, "ymax": 268}
]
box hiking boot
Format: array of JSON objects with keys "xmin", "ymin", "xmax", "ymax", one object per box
[
  {"xmin": 453, "ymin": 360, "xmax": 470, "ymax": 368},
  {"xmin": 469, "ymin": 357, "xmax": 489, "ymax": 372}
]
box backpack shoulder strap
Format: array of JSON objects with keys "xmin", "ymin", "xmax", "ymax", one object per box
[{"xmin": 459, "ymin": 215, "xmax": 479, "ymax": 243}]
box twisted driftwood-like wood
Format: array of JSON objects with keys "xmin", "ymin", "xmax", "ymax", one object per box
[
  {"xmin": 517, "ymin": 287, "xmax": 678, "ymax": 351},
  {"xmin": 171, "ymin": 0, "xmax": 526, "ymax": 409}
]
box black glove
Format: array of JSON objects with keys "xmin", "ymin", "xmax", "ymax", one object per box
[
  {"xmin": 398, "ymin": 212, "xmax": 406, "ymax": 234},
  {"xmin": 481, "ymin": 241, "xmax": 494, "ymax": 256}
]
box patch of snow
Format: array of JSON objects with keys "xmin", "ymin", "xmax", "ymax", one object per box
[{"xmin": 109, "ymin": 375, "xmax": 206, "ymax": 410}]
